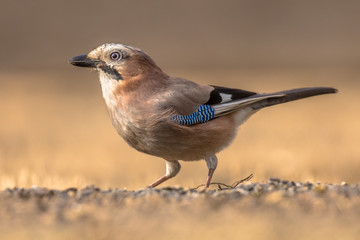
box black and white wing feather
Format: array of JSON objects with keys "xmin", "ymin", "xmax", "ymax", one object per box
[{"xmin": 172, "ymin": 85, "xmax": 337, "ymax": 126}]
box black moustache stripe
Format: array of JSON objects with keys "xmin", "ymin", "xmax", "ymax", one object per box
[{"xmin": 99, "ymin": 65, "xmax": 123, "ymax": 81}]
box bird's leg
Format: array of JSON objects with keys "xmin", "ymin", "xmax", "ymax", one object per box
[
  {"xmin": 205, "ymin": 155, "xmax": 218, "ymax": 188},
  {"xmin": 148, "ymin": 160, "xmax": 181, "ymax": 188}
]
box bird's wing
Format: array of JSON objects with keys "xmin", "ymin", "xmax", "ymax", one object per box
[
  {"xmin": 166, "ymin": 83, "xmax": 337, "ymax": 126},
  {"xmin": 204, "ymin": 85, "xmax": 285, "ymax": 117},
  {"xmin": 205, "ymin": 85, "xmax": 257, "ymax": 105},
  {"xmin": 158, "ymin": 78, "xmax": 214, "ymax": 115},
  {"xmin": 211, "ymin": 92, "xmax": 285, "ymax": 117},
  {"xmin": 158, "ymin": 81, "xmax": 274, "ymax": 125},
  {"xmin": 161, "ymin": 81, "xmax": 261, "ymax": 112}
]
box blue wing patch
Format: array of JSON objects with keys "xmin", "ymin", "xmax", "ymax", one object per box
[{"xmin": 172, "ymin": 105, "xmax": 215, "ymax": 125}]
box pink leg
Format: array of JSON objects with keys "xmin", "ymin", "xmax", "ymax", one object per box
[
  {"xmin": 147, "ymin": 160, "xmax": 181, "ymax": 188},
  {"xmin": 205, "ymin": 155, "xmax": 218, "ymax": 188},
  {"xmin": 148, "ymin": 175, "xmax": 170, "ymax": 188},
  {"xmin": 205, "ymin": 169, "xmax": 215, "ymax": 188}
]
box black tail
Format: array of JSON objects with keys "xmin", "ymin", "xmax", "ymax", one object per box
[{"xmin": 252, "ymin": 87, "xmax": 338, "ymax": 110}]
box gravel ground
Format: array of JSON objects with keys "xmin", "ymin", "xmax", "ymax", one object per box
[
  {"xmin": 1, "ymin": 178, "xmax": 360, "ymax": 219},
  {"xmin": 1, "ymin": 179, "xmax": 360, "ymax": 240},
  {"xmin": 2, "ymin": 178, "xmax": 360, "ymax": 209}
]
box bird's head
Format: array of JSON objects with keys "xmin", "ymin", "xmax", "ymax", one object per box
[
  {"xmin": 69, "ymin": 43, "xmax": 166, "ymax": 83},
  {"xmin": 70, "ymin": 43, "xmax": 168, "ymax": 107}
]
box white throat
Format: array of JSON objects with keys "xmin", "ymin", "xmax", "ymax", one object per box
[{"xmin": 98, "ymin": 72, "xmax": 119, "ymax": 108}]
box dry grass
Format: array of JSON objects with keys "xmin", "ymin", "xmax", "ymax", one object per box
[{"xmin": 0, "ymin": 68, "xmax": 359, "ymax": 239}]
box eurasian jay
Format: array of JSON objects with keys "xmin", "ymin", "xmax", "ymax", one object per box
[{"xmin": 69, "ymin": 43, "xmax": 337, "ymax": 188}]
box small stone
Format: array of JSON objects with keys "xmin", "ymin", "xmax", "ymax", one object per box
[
  {"xmin": 268, "ymin": 177, "xmax": 281, "ymax": 184},
  {"xmin": 288, "ymin": 181, "xmax": 296, "ymax": 187},
  {"xmin": 296, "ymin": 182, "xmax": 302, "ymax": 187},
  {"xmin": 314, "ymin": 184, "xmax": 327, "ymax": 194},
  {"xmin": 304, "ymin": 181, "xmax": 313, "ymax": 188},
  {"xmin": 341, "ymin": 181, "xmax": 348, "ymax": 186},
  {"xmin": 281, "ymin": 180, "xmax": 289, "ymax": 185}
]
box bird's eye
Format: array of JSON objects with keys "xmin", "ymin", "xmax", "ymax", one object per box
[{"xmin": 110, "ymin": 51, "xmax": 122, "ymax": 61}]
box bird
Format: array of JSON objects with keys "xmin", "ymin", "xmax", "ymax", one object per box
[{"xmin": 69, "ymin": 43, "xmax": 337, "ymax": 188}]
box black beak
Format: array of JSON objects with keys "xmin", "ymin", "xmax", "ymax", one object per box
[{"xmin": 69, "ymin": 54, "xmax": 99, "ymax": 68}]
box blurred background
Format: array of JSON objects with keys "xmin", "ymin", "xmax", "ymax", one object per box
[
  {"xmin": 0, "ymin": 0, "xmax": 359, "ymax": 189},
  {"xmin": 1, "ymin": 1, "xmax": 360, "ymax": 240}
]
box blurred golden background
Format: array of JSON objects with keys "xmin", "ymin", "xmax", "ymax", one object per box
[
  {"xmin": 0, "ymin": 0, "xmax": 359, "ymax": 189},
  {"xmin": 1, "ymin": 1, "xmax": 360, "ymax": 240}
]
